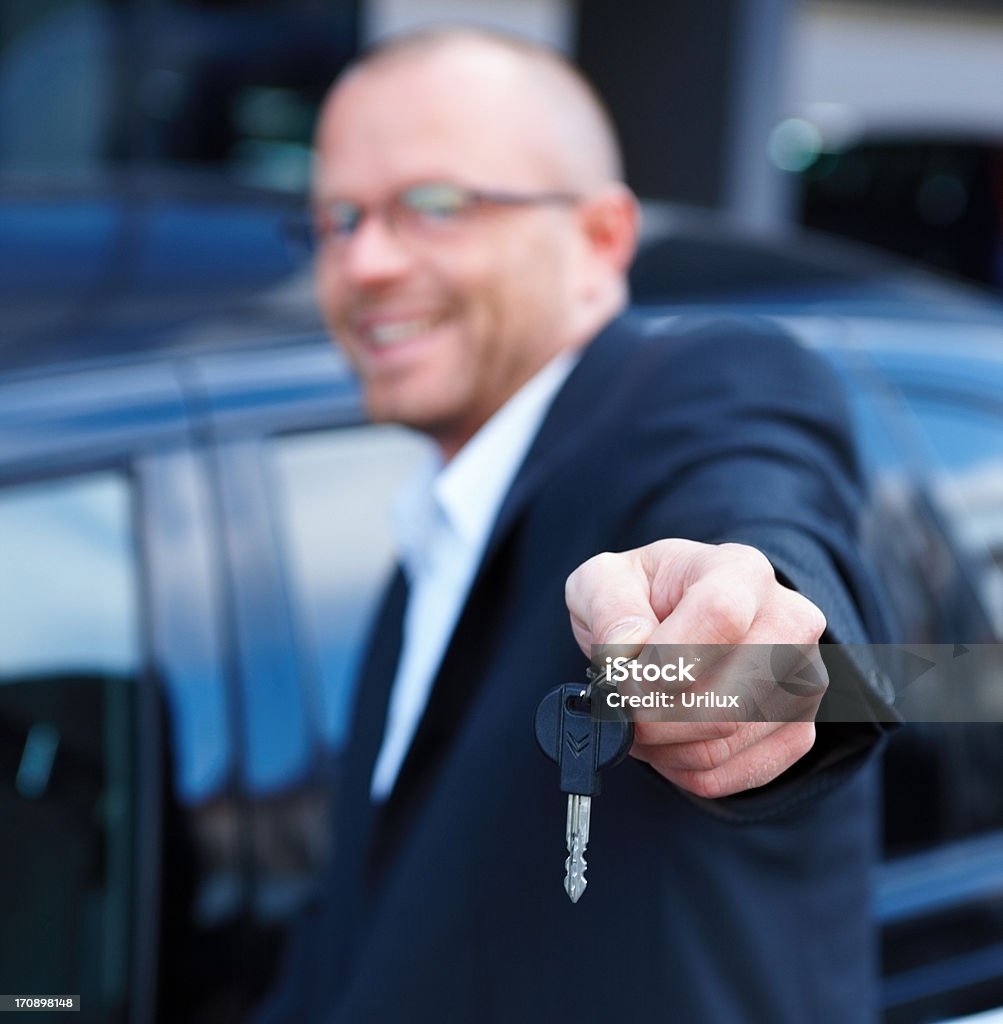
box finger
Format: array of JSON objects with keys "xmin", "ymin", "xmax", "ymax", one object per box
[
  {"xmin": 632, "ymin": 717, "xmax": 741, "ymax": 747},
  {"xmin": 643, "ymin": 544, "xmax": 776, "ymax": 647},
  {"xmin": 668, "ymin": 637, "xmax": 826, "ymax": 721},
  {"xmin": 567, "ymin": 539, "xmax": 773, "ymax": 662},
  {"xmin": 636, "ymin": 586, "xmax": 827, "ymax": 709},
  {"xmin": 632, "ymin": 720, "xmax": 781, "ymax": 772},
  {"xmin": 750, "ymin": 585, "xmax": 828, "ymax": 643},
  {"xmin": 639, "ymin": 721, "xmax": 817, "ymax": 798},
  {"xmin": 565, "ymin": 549, "xmax": 661, "ymax": 654}
]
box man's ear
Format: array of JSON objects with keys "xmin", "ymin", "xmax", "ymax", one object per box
[{"xmin": 579, "ymin": 184, "xmax": 641, "ymax": 275}]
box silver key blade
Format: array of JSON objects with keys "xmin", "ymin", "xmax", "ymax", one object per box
[
  {"xmin": 564, "ymin": 794, "xmax": 591, "ymax": 903},
  {"xmin": 564, "ymin": 835, "xmax": 587, "ymax": 903}
]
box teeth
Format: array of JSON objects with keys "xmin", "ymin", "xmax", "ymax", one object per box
[{"xmin": 368, "ymin": 318, "xmax": 436, "ymax": 346}]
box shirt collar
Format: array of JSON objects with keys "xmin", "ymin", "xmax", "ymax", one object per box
[
  {"xmin": 391, "ymin": 440, "xmax": 441, "ymax": 580},
  {"xmin": 392, "ymin": 350, "xmax": 579, "ymax": 574},
  {"xmin": 435, "ymin": 350, "xmax": 579, "ymax": 546}
]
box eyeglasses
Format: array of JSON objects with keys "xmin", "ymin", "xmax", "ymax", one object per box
[{"xmin": 285, "ymin": 181, "xmax": 580, "ymax": 253}]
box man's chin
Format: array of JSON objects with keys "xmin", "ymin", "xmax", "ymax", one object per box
[
  {"xmin": 363, "ymin": 393, "xmax": 444, "ymax": 432},
  {"xmin": 365, "ymin": 397, "xmax": 473, "ymax": 454}
]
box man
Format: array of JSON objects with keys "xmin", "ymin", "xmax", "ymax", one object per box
[{"xmin": 259, "ymin": 27, "xmax": 893, "ymax": 1023}]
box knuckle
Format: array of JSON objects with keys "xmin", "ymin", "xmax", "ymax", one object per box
[
  {"xmin": 697, "ymin": 586, "xmax": 751, "ymax": 643},
  {"xmin": 784, "ymin": 592, "xmax": 828, "ymax": 643},
  {"xmin": 807, "ymin": 604, "xmax": 828, "ymax": 640},
  {"xmin": 686, "ymin": 769, "xmax": 728, "ymax": 801},
  {"xmin": 566, "ymin": 551, "xmax": 614, "ymax": 597},
  {"xmin": 633, "ymin": 729, "xmax": 736, "ymax": 773},
  {"xmin": 699, "ymin": 718, "xmax": 741, "ymax": 741},
  {"xmin": 786, "ymin": 721, "xmax": 817, "ymax": 760},
  {"xmin": 650, "ymin": 538, "xmax": 685, "ymax": 559},
  {"xmin": 719, "ymin": 542, "xmax": 773, "ymax": 577},
  {"xmin": 693, "ymin": 737, "xmax": 731, "ymax": 771},
  {"xmin": 681, "ymin": 733, "xmax": 736, "ymax": 772}
]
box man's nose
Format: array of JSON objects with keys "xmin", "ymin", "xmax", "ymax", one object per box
[{"xmin": 339, "ymin": 213, "xmax": 414, "ymax": 285}]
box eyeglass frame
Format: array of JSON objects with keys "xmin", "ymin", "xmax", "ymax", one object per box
[{"xmin": 283, "ymin": 180, "xmax": 582, "ymax": 254}]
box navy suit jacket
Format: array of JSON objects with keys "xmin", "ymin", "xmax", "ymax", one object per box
[{"xmin": 259, "ymin": 314, "xmax": 894, "ymax": 1023}]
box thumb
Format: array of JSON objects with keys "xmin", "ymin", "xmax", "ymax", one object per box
[
  {"xmin": 565, "ymin": 551, "xmax": 660, "ymax": 656},
  {"xmin": 601, "ymin": 617, "xmax": 656, "ymax": 647}
]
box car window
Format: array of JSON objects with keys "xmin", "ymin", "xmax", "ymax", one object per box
[
  {"xmin": 0, "ymin": 471, "xmax": 140, "ymax": 1021},
  {"xmin": 0, "ymin": 473, "xmax": 139, "ymax": 676},
  {"xmin": 903, "ymin": 396, "xmax": 1003, "ymax": 638},
  {"xmin": 837, "ymin": 348, "xmax": 1003, "ymax": 645},
  {"xmin": 267, "ymin": 425, "xmax": 430, "ymax": 754},
  {"xmin": 861, "ymin": 385, "xmax": 1003, "ymax": 860}
]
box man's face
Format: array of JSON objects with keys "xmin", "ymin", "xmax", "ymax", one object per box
[{"xmin": 312, "ymin": 56, "xmax": 593, "ymax": 456}]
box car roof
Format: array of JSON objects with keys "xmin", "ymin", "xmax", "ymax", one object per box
[{"xmin": 0, "ymin": 171, "xmax": 328, "ymax": 378}]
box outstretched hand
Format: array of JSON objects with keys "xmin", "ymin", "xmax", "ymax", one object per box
[{"xmin": 565, "ymin": 540, "xmax": 828, "ymax": 798}]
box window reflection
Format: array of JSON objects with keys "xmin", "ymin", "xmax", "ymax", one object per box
[
  {"xmin": 0, "ymin": 470, "xmax": 139, "ymax": 1020},
  {"xmin": 269, "ymin": 425, "xmax": 429, "ymax": 752},
  {"xmin": 0, "ymin": 472, "xmax": 139, "ymax": 677}
]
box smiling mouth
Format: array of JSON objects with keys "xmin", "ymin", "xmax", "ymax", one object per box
[{"xmin": 364, "ymin": 316, "xmax": 440, "ymax": 347}]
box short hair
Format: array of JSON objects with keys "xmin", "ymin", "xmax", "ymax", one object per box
[{"xmin": 337, "ymin": 25, "xmax": 625, "ymax": 186}]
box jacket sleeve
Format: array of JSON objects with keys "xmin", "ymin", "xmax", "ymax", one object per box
[{"xmin": 606, "ymin": 315, "xmax": 899, "ymax": 818}]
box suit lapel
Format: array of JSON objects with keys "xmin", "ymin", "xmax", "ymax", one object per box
[
  {"xmin": 370, "ymin": 316, "xmax": 636, "ymax": 866},
  {"xmin": 330, "ymin": 566, "xmax": 407, "ymax": 891},
  {"xmin": 482, "ymin": 314, "xmax": 633, "ymax": 569}
]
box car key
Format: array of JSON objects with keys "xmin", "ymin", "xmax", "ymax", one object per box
[{"xmin": 534, "ymin": 680, "xmax": 634, "ymax": 902}]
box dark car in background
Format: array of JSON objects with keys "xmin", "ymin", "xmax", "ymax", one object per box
[
  {"xmin": 2, "ymin": 179, "xmax": 1003, "ymax": 1024},
  {"xmin": 795, "ymin": 131, "xmax": 1003, "ymax": 294}
]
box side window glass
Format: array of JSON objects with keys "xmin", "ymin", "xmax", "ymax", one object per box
[
  {"xmin": 842, "ymin": 376, "xmax": 946, "ymax": 643},
  {"xmin": 0, "ymin": 471, "xmax": 141, "ymax": 1020},
  {"xmin": 268, "ymin": 425, "xmax": 429, "ymax": 753},
  {"xmin": 907, "ymin": 398, "xmax": 1003, "ymax": 639},
  {"xmin": 876, "ymin": 394, "xmax": 1003, "ymax": 852},
  {"xmin": 847, "ymin": 361, "xmax": 1003, "ymax": 644}
]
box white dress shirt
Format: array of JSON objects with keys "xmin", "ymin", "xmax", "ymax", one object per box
[{"xmin": 369, "ymin": 351, "xmax": 579, "ymax": 801}]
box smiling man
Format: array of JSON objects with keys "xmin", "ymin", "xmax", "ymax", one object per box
[
  {"xmin": 257, "ymin": 26, "xmax": 893, "ymax": 1024},
  {"xmin": 311, "ymin": 33, "xmax": 634, "ymax": 460}
]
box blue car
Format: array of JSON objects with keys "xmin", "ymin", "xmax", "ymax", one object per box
[{"xmin": 1, "ymin": 179, "xmax": 1002, "ymax": 1023}]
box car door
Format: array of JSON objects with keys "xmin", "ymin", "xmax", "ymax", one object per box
[
  {"xmin": 187, "ymin": 342, "xmax": 427, "ymax": 991},
  {"xmin": 831, "ymin": 335, "xmax": 1003, "ymax": 1022},
  {"xmin": 0, "ymin": 358, "xmax": 213, "ymax": 1024}
]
